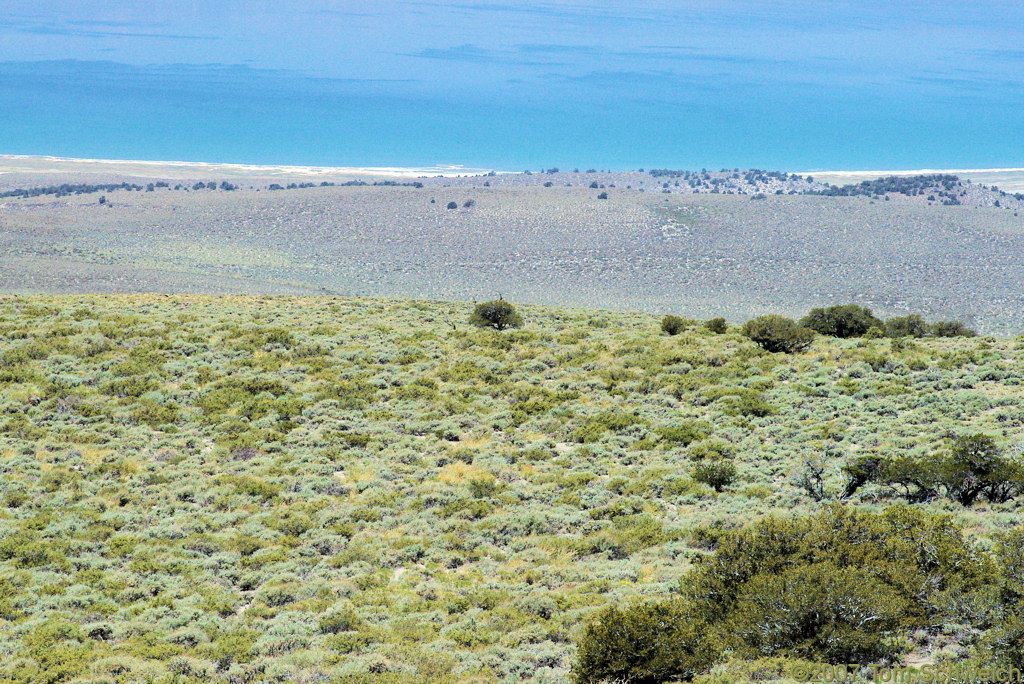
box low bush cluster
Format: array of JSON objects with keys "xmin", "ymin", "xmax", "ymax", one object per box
[
  {"xmin": 741, "ymin": 315, "xmax": 815, "ymax": 353},
  {"xmin": 800, "ymin": 304, "xmax": 882, "ymax": 338},
  {"xmin": 575, "ymin": 505, "xmax": 1020, "ymax": 682},
  {"xmin": 660, "ymin": 315, "xmax": 689, "ymax": 335},
  {"xmin": 743, "ymin": 305, "xmax": 976, "ymax": 355}
]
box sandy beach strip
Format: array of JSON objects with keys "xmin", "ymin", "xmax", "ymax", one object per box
[{"xmin": 0, "ymin": 155, "xmax": 496, "ymax": 181}]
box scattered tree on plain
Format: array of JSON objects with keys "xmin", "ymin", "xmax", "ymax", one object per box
[
  {"xmin": 469, "ymin": 299, "xmax": 523, "ymax": 331},
  {"xmin": 660, "ymin": 315, "xmax": 687, "ymax": 335},
  {"xmin": 800, "ymin": 304, "xmax": 881, "ymax": 338},
  {"xmin": 742, "ymin": 315, "xmax": 815, "ymax": 353}
]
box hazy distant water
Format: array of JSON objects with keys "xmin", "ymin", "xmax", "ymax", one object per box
[{"xmin": 1, "ymin": 1, "xmax": 1023, "ymax": 170}]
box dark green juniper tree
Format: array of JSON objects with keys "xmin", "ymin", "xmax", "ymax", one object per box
[
  {"xmin": 800, "ymin": 304, "xmax": 882, "ymax": 338},
  {"xmin": 469, "ymin": 299, "xmax": 523, "ymax": 331},
  {"xmin": 741, "ymin": 315, "xmax": 815, "ymax": 353}
]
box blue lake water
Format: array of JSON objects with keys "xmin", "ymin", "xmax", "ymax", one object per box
[{"xmin": 1, "ymin": 1, "xmax": 1022, "ymax": 170}]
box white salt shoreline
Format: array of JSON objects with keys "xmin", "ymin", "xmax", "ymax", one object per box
[
  {"xmin": 802, "ymin": 167, "xmax": 1024, "ymax": 176},
  {"xmin": 0, "ymin": 154, "xmax": 498, "ymax": 179}
]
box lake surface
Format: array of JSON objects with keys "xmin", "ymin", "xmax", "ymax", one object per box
[{"xmin": 2, "ymin": 1, "xmax": 1022, "ymax": 170}]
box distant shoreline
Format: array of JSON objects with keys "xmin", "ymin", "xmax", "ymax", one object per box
[
  {"xmin": 4, "ymin": 154, "xmax": 1024, "ymax": 176},
  {"xmin": 0, "ymin": 154, "xmax": 497, "ymax": 179},
  {"xmin": 2, "ymin": 155, "xmax": 1023, "ymax": 190},
  {"xmin": 802, "ymin": 167, "xmax": 1024, "ymax": 177}
]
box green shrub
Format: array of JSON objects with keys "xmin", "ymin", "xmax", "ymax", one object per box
[
  {"xmin": 692, "ymin": 461, "xmax": 737, "ymax": 492},
  {"xmin": 884, "ymin": 314, "xmax": 928, "ymax": 338},
  {"xmin": 1, "ymin": 341, "xmax": 50, "ymax": 366},
  {"xmin": 275, "ymin": 512, "xmax": 315, "ymax": 537},
  {"xmin": 840, "ymin": 455, "xmax": 882, "ymax": 499},
  {"xmin": 800, "ymin": 304, "xmax": 882, "ymax": 338},
  {"xmin": 232, "ymin": 476, "xmax": 280, "ymax": 502},
  {"xmin": 703, "ymin": 317, "xmax": 727, "ymax": 334},
  {"xmin": 131, "ymin": 399, "xmax": 179, "ymax": 427},
  {"xmin": 468, "ymin": 476, "xmax": 501, "ymax": 498},
  {"xmin": 656, "ymin": 421, "xmax": 711, "ymax": 446},
  {"xmin": 573, "ymin": 411, "xmax": 643, "ymax": 443},
  {"xmin": 469, "ymin": 299, "xmax": 523, "ymax": 331},
  {"xmin": 0, "ymin": 533, "xmax": 69, "ymax": 568},
  {"xmin": 939, "ymin": 433, "xmax": 1024, "ymax": 506},
  {"xmin": 207, "ymin": 628, "xmax": 257, "ymax": 668},
  {"xmin": 741, "ymin": 315, "xmax": 815, "ymax": 353},
  {"xmin": 328, "ymin": 631, "xmax": 374, "ymax": 654},
  {"xmin": 931, "ymin": 320, "xmax": 977, "ymax": 338},
  {"xmin": 687, "ymin": 440, "xmax": 734, "ymax": 461},
  {"xmin": 727, "ymin": 393, "xmax": 774, "ymax": 417},
  {"xmin": 688, "ymin": 505, "xmax": 991, "ymax": 622},
  {"xmin": 11, "ymin": 619, "xmax": 93, "ymax": 682},
  {"xmin": 0, "ymin": 577, "xmax": 22, "ymax": 622},
  {"xmin": 2, "ymin": 488, "xmax": 28, "ymax": 508},
  {"xmin": 261, "ymin": 327, "xmax": 296, "ymax": 348},
  {"xmin": 731, "ymin": 563, "xmax": 906, "ymax": 663},
  {"xmin": 990, "ymin": 614, "xmax": 1024, "ymax": 671},
  {"xmin": 320, "ymin": 605, "xmax": 362, "ymax": 634},
  {"xmin": 573, "ymin": 601, "xmax": 721, "ymax": 683},
  {"xmin": 877, "ymin": 455, "xmax": 942, "ymax": 502},
  {"xmin": 575, "ymin": 506, "xmax": 994, "ymax": 678},
  {"xmin": 611, "ymin": 514, "xmax": 670, "ymax": 555},
  {"xmin": 997, "ymin": 528, "xmax": 1024, "ymax": 603},
  {"xmin": 103, "ymin": 375, "xmax": 158, "ymax": 398},
  {"xmin": 661, "ymin": 315, "xmax": 687, "ymax": 335},
  {"xmin": 683, "ymin": 505, "xmax": 996, "ymax": 662}
]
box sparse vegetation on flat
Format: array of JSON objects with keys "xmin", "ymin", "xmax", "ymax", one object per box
[{"xmin": 2, "ymin": 168, "xmax": 1024, "ymax": 333}]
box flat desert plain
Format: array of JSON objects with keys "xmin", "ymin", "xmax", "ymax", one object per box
[{"xmin": 2, "ymin": 157, "xmax": 1023, "ymax": 333}]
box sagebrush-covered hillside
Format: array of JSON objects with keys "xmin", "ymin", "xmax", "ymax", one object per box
[{"xmin": 0, "ymin": 295, "xmax": 1021, "ymax": 682}]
